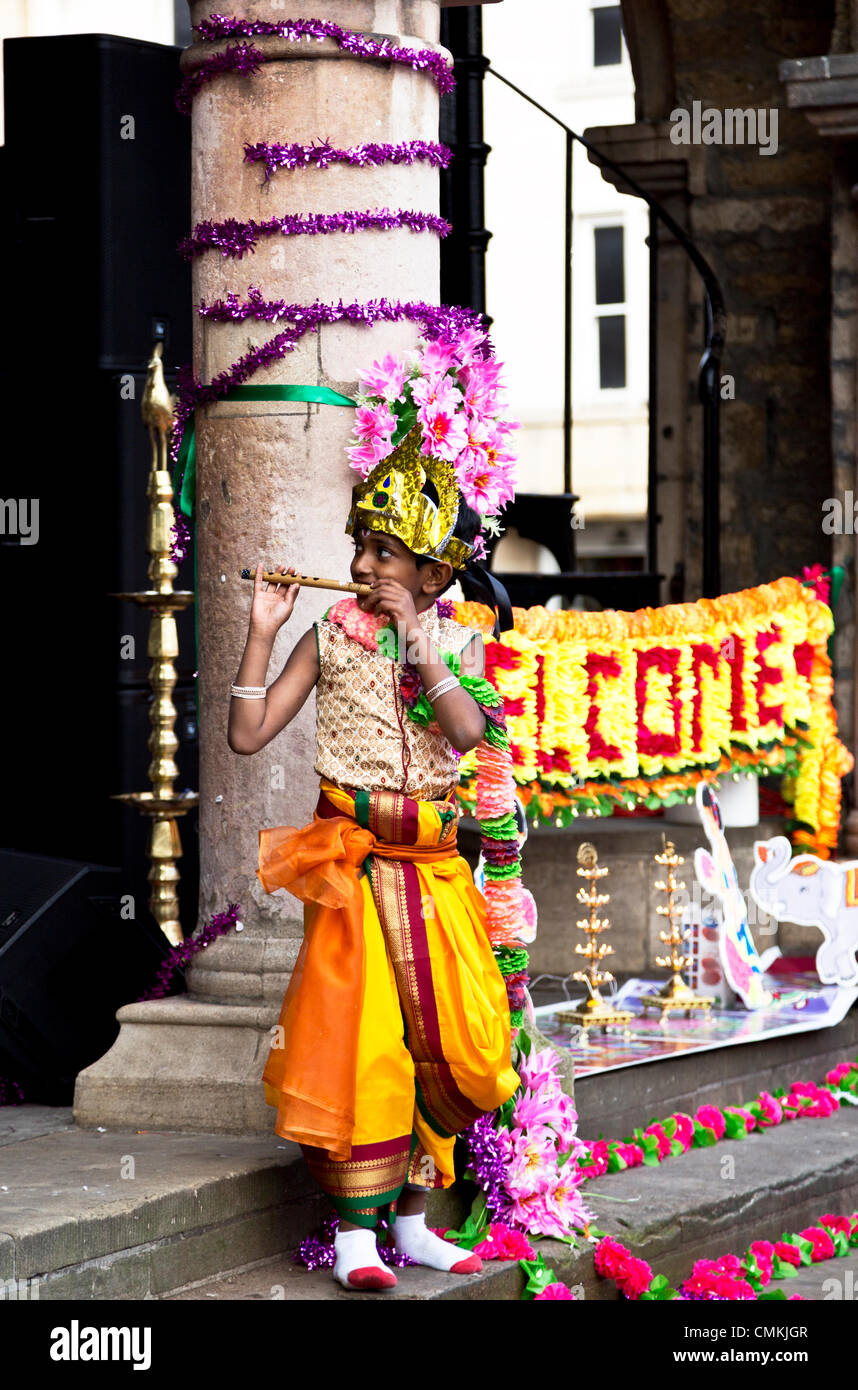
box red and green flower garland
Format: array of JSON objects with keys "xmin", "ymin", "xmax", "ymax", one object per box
[
  {"xmin": 573, "ymin": 1061, "xmax": 858, "ymax": 1182},
  {"xmin": 595, "ymin": 1212, "xmax": 858, "ymax": 1301},
  {"xmin": 391, "ymin": 614, "xmax": 531, "ymax": 1023}
]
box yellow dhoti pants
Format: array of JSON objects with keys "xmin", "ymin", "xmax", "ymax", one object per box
[{"xmin": 259, "ymin": 780, "xmax": 520, "ymax": 1225}]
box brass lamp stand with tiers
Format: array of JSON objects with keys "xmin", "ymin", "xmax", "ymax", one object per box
[
  {"xmin": 642, "ymin": 837, "xmax": 714, "ymax": 1018},
  {"xmin": 110, "ymin": 343, "xmax": 199, "ymax": 946},
  {"xmin": 565, "ymin": 842, "xmax": 632, "ymax": 1041}
]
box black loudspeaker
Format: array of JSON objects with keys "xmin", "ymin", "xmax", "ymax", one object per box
[
  {"xmin": 0, "ymin": 35, "xmax": 198, "ymax": 930},
  {"xmin": 0, "ymin": 851, "xmax": 176, "ymax": 1104},
  {"xmin": 2, "ymin": 32, "xmax": 192, "ymax": 370}
]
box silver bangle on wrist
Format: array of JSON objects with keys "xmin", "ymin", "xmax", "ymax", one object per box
[
  {"xmin": 230, "ymin": 683, "xmax": 267, "ymax": 699},
  {"xmin": 425, "ymin": 675, "xmax": 460, "ymax": 703}
]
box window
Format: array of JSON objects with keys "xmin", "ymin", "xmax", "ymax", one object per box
[
  {"xmin": 593, "ymin": 225, "xmax": 627, "ymax": 388},
  {"xmin": 595, "ymin": 226, "xmax": 625, "ymax": 305},
  {"xmin": 598, "ymin": 316, "xmax": 626, "ymax": 389},
  {"xmin": 593, "ymin": 6, "xmax": 623, "ymax": 68}
]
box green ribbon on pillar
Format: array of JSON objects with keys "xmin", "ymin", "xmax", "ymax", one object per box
[{"xmin": 170, "ymin": 384, "xmax": 357, "ymax": 720}]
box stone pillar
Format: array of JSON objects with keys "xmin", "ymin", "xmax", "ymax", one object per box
[
  {"xmin": 582, "ymin": 121, "xmax": 703, "ymax": 602},
  {"xmin": 780, "ymin": 54, "xmax": 858, "ymax": 853},
  {"xmin": 75, "ymin": 0, "xmax": 465, "ymax": 1132}
]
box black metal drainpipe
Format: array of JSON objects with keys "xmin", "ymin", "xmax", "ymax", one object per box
[{"xmin": 439, "ymin": 9, "xmax": 492, "ymax": 319}]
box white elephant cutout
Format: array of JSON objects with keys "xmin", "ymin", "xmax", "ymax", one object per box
[
  {"xmin": 749, "ymin": 836, "xmax": 858, "ymax": 986},
  {"xmin": 693, "ymin": 781, "xmax": 771, "ymax": 1010}
]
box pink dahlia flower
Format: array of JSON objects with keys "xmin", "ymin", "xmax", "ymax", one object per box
[
  {"xmin": 774, "ymin": 1241, "xmax": 802, "ymax": 1267},
  {"xmin": 799, "ymin": 1227, "xmax": 836, "ymax": 1261},
  {"xmin": 756, "ymin": 1091, "xmax": 784, "ymax": 1126},
  {"xmin": 671, "ymin": 1113, "xmax": 695, "ymax": 1150},
  {"xmin": 534, "ymin": 1281, "xmax": 575, "ymax": 1300},
  {"xmin": 695, "ymin": 1104, "xmax": 726, "ymax": 1139},
  {"xmin": 473, "ymin": 1222, "xmax": 535, "ymax": 1261},
  {"xmin": 821, "ymin": 1213, "xmax": 852, "ymax": 1236}
]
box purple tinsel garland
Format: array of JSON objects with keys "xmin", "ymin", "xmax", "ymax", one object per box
[
  {"xmin": 137, "ymin": 901, "xmax": 242, "ymax": 1001},
  {"xmin": 296, "ymin": 1213, "xmax": 418, "ymax": 1270},
  {"xmin": 462, "ymin": 1113, "xmax": 509, "ymax": 1223},
  {"xmin": 175, "ymin": 14, "xmax": 455, "ymax": 113},
  {"xmin": 176, "ymin": 41, "xmax": 266, "ymax": 113},
  {"xmin": 0, "ymin": 1077, "xmax": 25, "ymax": 1108},
  {"xmin": 195, "ymin": 291, "xmax": 487, "ymax": 341},
  {"xmin": 178, "ymin": 208, "xmax": 451, "ymax": 260},
  {"xmin": 243, "ymin": 138, "xmax": 452, "ymax": 183},
  {"xmin": 169, "ymin": 295, "xmax": 488, "ymax": 466},
  {"xmin": 168, "ymin": 296, "xmax": 492, "ymax": 562}
]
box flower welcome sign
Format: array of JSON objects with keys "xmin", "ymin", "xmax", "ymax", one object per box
[{"xmin": 454, "ymin": 577, "xmax": 852, "ymax": 858}]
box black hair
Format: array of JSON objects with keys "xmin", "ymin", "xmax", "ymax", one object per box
[{"xmin": 415, "ymin": 494, "xmax": 483, "ymax": 594}]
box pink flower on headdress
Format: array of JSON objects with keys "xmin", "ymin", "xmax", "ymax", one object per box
[
  {"xmin": 470, "ymin": 532, "xmax": 488, "ymax": 562},
  {"xmin": 417, "ymin": 401, "xmax": 469, "ymax": 462},
  {"xmin": 358, "ymin": 352, "xmax": 409, "ymax": 402},
  {"xmin": 451, "ymin": 325, "xmax": 488, "ymax": 368},
  {"xmin": 347, "ymin": 435, "xmax": 394, "ymax": 477},
  {"xmin": 352, "ymin": 401, "xmax": 396, "ymax": 443},
  {"xmin": 459, "ymin": 415, "xmax": 492, "ymax": 472},
  {"xmin": 411, "ymin": 372, "xmax": 461, "ymax": 415},
  {"xmin": 418, "ymin": 339, "xmax": 458, "ymax": 379},
  {"xmin": 460, "ymin": 359, "xmax": 504, "ymax": 416},
  {"xmin": 459, "ymin": 459, "xmax": 516, "ymax": 514}
]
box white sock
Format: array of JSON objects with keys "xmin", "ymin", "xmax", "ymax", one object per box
[
  {"xmin": 333, "ymin": 1226, "xmax": 397, "ymax": 1291},
  {"xmin": 392, "ymin": 1213, "xmax": 482, "ymax": 1274}
]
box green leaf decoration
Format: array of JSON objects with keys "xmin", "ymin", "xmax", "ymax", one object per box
[
  {"xmin": 669, "ymin": 1138, "xmax": 685, "ymax": 1158},
  {"xmin": 390, "ymin": 403, "xmax": 418, "ymax": 447},
  {"xmin": 723, "ymin": 1112, "xmax": 748, "ymax": 1140},
  {"xmin": 771, "ymin": 1256, "xmax": 799, "ymax": 1279},
  {"xmin": 661, "ymin": 1117, "xmax": 677, "ymax": 1140},
  {"xmin": 758, "ymin": 1289, "xmax": 788, "ymax": 1301},
  {"xmin": 519, "ymin": 1253, "xmax": 558, "ymax": 1299},
  {"xmin": 692, "ymin": 1121, "xmax": 717, "ymax": 1147},
  {"xmin": 781, "ymin": 1234, "xmax": 814, "ymax": 1267},
  {"xmin": 640, "ymin": 1274, "xmax": 679, "ymax": 1301}
]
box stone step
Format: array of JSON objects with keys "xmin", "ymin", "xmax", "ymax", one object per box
[
  {"xmin": 4, "ymin": 1038, "xmax": 858, "ymax": 1301},
  {"xmin": 0, "ymin": 1107, "xmax": 468, "ymax": 1301},
  {"xmin": 161, "ymin": 1103, "xmax": 858, "ymax": 1301}
]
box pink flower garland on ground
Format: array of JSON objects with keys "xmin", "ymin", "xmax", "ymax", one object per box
[
  {"xmin": 574, "ymin": 1062, "xmax": 858, "ymax": 1182},
  {"xmin": 594, "ymin": 1212, "xmax": 858, "ymax": 1301}
]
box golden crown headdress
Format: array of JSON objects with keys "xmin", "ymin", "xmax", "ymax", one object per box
[{"xmin": 345, "ymin": 426, "xmax": 474, "ymax": 570}]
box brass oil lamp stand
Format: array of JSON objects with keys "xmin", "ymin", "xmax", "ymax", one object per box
[
  {"xmin": 642, "ymin": 836, "xmax": 714, "ymax": 1018},
  {"xmin": 566, "ymin": 842, "xmax": 632, "ymax": 1040},
  {"xmin": 110, "ymin": 342, "xmax": 198, "ymax": 945}
]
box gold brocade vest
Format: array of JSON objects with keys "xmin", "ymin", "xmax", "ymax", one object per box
[{"xmin": 313, "ymin": 606, "xmax": 478, "ymax": 799}]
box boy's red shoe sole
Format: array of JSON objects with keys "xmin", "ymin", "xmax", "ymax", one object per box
[{"xmin": 346, "ymin": 1266, "xmax": 398, "ymax": 1290}]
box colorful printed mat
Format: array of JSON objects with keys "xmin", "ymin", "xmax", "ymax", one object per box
[{"xmin": 534, "ymin": 972, "xmax": 858, "ymax": 1078}]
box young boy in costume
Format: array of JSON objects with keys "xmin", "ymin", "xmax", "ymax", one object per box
[{"xmin": 228, "ymin": 429, "xmax": 520, "ymax": 1291}]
